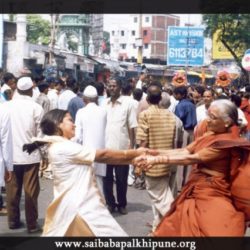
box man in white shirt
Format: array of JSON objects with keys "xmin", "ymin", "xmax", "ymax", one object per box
[
  {"xmin": 136, "ymin": 72, "xmax": 147, "ymax": 89},
  {"xmin": 47, "ymin": 77, "xmax": 59, "ymax": 110},
  {"xmin": 103, "ymin": 77, "xmax": 137, "ymax": 215},
  {"xmin": 5, "ymin": 76, "xmax": 44, "ymax": 233},
  {"xmin": 36, "ymin": 82, "xmax": 51, "ymax": 114},
  {"xmin": 196, "ymin": 89, "xmax": 214, "ymax": 124},
  {"xmin": 57, "ymin": 77, "xmax": 76, "ymax": 110},
  {"xmin": 0, "ymin": 104, "xmax": 13, "ymax": 215},
  {"xmin": 95, "ymin": 82, "xmax": 107, "ymax": 107},
  {"xmin": 31, "ymin": 76, "xmax": 42, "ymax": 102},
  {"xmin": 75, "ymin": 85, "xmax": 107, "ymax": 195}
]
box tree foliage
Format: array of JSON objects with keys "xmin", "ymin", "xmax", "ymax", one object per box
[
  {"xmin": 27, "ymin": 14, "xmax": 51, "ymax": 45},
  {"xmin": 203, "ymin": 14, "xmax": 250, "ymax": 81}
]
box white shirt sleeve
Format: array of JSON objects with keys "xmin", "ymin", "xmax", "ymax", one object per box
[
  {"xmin": 0, "ymin": 108, "xmax": 13, "ymax": 172},
  {"xmin": 34, "ymin": 104, "xmax": 44, "ymax": 138},
  {"xmin": 127, "ymin": 101, "xmax": 138, "ymax": 129},
  {"xmin": 74, "ymin": 110, "xmax": 83, "ymax": 145}
]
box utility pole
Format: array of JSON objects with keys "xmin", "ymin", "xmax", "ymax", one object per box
[
  {"xmin": 185, "ymin": 14, "xmax": 190, "ymax": 80},
  {"xmin": 137, "ymin": 14, "xmax": 143, "ymax": 65},
  {"xmin": 49, "ymin": 14, "xmax": 59, "ymax": 65}
]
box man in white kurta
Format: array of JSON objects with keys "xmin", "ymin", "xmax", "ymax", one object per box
[
  {"xmin": 57, "ymin": 78, "xmax": 76, "ymax": 110},
  {"xmin": 46, "ymin": 77, "xmax": 59, "ymax": 110},
  {"xmin": 0, "ymin": 104, "xmax": 13, "ymax": 214},
  {"xmin": 75, "ymin": 86, "xmax": 107, "ymax": 196},
  {"xmin": 196, "ymin": 89, "xmax": 214, "ymax": 124},
  {"xmin": 5, "ymin": 77, "xmax": 44, "ymax": 232}
]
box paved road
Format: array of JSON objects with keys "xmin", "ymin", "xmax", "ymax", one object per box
[
  {"xmin": 0, "ymin": 178, "xmax": 153, "ymax": 236},
  {"xmin": 0, "ymin": 178, "xmax": 249, "ymax": 237}
]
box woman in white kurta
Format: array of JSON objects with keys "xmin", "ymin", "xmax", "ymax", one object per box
[{"xmin": 24, "ymin": 109, "xmax": 149, "ymax": 236}]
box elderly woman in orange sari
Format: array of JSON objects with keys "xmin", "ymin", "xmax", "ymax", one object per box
[{"xmin": 134, "ymin": 99, "xmax": 250, "ymax": 236}]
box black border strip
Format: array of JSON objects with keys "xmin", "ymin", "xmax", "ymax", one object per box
[{"xmin": 1, "ymin": 0, "xmax": 250, "ymax": 14}]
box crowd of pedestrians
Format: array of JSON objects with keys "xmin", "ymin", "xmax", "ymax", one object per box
[{"xmin": 0, "ymin": 70, "xmax": 250, "ymax": 236}]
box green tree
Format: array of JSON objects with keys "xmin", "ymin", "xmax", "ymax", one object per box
[
  {"xmin": 203, "ymin": 14, "xmax": 250, "ymax": 83},
  {"xmin": 27, "ymin": 14, "xmax": 51, "ymax": 45}
]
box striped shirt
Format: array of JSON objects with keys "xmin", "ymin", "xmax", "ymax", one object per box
[{"xmin": 136, "ymin": 105, "xmax": 176, "ymax": 177}]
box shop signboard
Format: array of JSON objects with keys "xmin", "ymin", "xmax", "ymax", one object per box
[{"xmin": 167, "ymin": 26, "xmax": 204, "ymax": 66}]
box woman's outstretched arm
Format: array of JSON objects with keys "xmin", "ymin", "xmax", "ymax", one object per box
[
  {"xmin": 156, "ymin": 148, "xmax": 190, "ymax": 156},
  {"xmin": 95, "ymin": 148, "xmax": 158, "ymax": 165},
  {"xmin": 133, "ymin": 149, "xmax": 201, "ymax": 170}
]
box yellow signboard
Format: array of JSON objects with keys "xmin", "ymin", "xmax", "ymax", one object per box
[{"xmin": 212, "ymin": 30, "xmax": 234, "ymax": 60}]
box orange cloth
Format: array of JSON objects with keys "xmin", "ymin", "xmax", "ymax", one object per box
[
  {"xmin": 194, "ymin": 119, "xmax": 208, "ymax": 139},
  {"xmin": 154, "ymin": 132, "xmax": 249, "ymax": 236},
  {"xmin": 240, "ymin": 98, "xmax": 250, "ymax": 130},
  {"xmin": 211, "ymin": 139, "xmax": 250, "ymax": 221}
]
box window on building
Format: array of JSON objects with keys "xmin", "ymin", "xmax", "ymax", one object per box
[
  {"xmin": 131, "ymin": 30, "xmax": 135, "ymax": 36},
  {"xmin": 144, "ymin": 44, "xmax": 149, "ymax": 49},
  {"xmin": 133, "ymin": 44, "xmax": 136, "ymax": 49},
  {"xmin": 112, "ymin": 31, "xmax": 115, "ymax": 36},
  {"xmin": 121, "ymin": 30, "xmax": 125, "ymax": 36},
  {"xmin": 145, "ymin": 16, "xmax": 149, "ymax": 22},
  {"xmin": 143, "ymin": 30, "xmax": 147, "ymax": 36},
  {"xmin": 121, "ymin": 44, "xmax": 126, "ymax": 49},
  {"xmin": 134, "ymin": 17, "xmax": 138, "ymax": 23}
]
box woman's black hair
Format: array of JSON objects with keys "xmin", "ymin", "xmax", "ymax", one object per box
[
  {"xmin": 40, "ymin": 109, "xmax": 68, "ymax": 135},
  {"xmin": 23, "ymin": 109, "xmax": 68, "ymax": 163}
]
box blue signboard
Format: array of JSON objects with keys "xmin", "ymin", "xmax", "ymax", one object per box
[{"xmin": 167, "ymin": 26, "xmax": 204, "ymax": 66}]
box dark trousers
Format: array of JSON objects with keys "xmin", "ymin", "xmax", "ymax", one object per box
[
  {"xmin": 6, "ymin": 163, "xmax": 40, "ymax": 230},
  {"xmin": 103, "ymin": 164, "xmax": 129, "ymax": 208}
]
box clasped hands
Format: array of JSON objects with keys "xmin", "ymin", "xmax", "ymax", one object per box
[{"xmin": 133, "ymin": 148, "xmax": 160, "ymax": 173}]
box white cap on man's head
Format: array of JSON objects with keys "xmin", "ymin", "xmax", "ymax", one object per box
[
  {"xmin": 83, "ymin": 85, "xmax": 97, "ymax": 98},
  {"xmin": 17, "ymin": 77, "xmax": 33, "ymax": 91}
]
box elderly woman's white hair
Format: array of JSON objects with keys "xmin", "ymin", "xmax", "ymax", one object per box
[{"xmin": 209, "ymin": 99, "xmax": 238, "ymax": 126}]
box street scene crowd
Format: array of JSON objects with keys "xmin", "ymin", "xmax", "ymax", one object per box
[{"xmin": 0, "ymin": 69, "xmax": 250, "ymax": 236}]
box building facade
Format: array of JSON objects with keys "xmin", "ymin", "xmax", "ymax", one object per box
[
  {"xmin": 104, "ymin": 14, "xmax": 180, "ymax": 63},
  {"xmin": 90, "ymin": 14, "xmax": 104, "ymax": 56}
]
